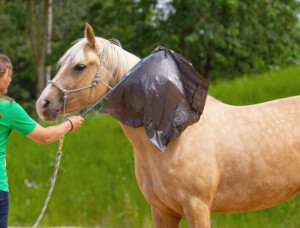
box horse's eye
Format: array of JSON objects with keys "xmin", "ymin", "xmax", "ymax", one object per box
[{"xmin": 74, "ymin": 64, "xmax": 86, "ymax": 71}]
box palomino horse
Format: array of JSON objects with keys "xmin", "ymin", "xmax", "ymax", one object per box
[{"xmin": 36, "ymin": 24, "xmax": 300, "ymax": 228}]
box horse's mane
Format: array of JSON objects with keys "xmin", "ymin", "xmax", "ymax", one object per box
[{"xmin": 57, "ymin": 37, "xmax": 137, "ymax": 84}]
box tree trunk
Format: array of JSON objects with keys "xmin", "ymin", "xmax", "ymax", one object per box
[
  {"xmin": 203, "ymin": 0, "xmax": 217, "ymax": 80},
  {"xmin": 27, "ymin": 0, "xmax": 50, "ymax": 98},
  {"xmin": 35, "ymin": 0, "xmax": 49, "ymax": 97},
  {"xmin": 46, "ymin": 0, "xmax": 53, "ymax": 82},
  {"xmin": 184, "ymin": 41, "xmax": 190, "ymax": 60},
  {"xmin": 204, "ymin": 50, "xmax": 214, "ymax": 80},
  {"xmin": 37, "ymin": 64, "xmax": 45, "ymax": 97},
  {"xmin": 198, "ymin": 47, "xmax": 203, "ymax": 76}
]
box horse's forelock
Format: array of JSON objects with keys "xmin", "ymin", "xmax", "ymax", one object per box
[{"xmin": 57, "ymin": 38, "xmax": 87, "ymax": 67}]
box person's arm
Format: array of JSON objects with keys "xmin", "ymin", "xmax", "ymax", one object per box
[{"xmin": 27, "ymin": 116, "xmax": 84, "ymax": 144}]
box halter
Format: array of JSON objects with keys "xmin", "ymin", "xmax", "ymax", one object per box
[
  {"xmin": 34, "ymin": 41, "xmax": 145, "ymax": 227},
  {"xmin": 48, "ymin": 42, "xmax": 112, "ymax": 117},
  {"xmin": 48, "ymin": 40, "xmax": 144, "ymax": 118}
]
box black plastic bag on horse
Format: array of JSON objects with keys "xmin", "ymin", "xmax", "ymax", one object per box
[{"xmin": 100, "ymin": 47, "xmax": 209, "ymax": 152}]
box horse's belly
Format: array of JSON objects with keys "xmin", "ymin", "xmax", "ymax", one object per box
[
  {"xmin": 212, "ymin": 190, "xmax": 300, "ymax": 213},
  {"xmin": 211, "ymin": 166, "xmax": 300, "ymax": 213}
]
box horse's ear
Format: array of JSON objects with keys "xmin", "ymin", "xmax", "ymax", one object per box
[{"xmin": 85, "ymin": 23, "xmax": 96, "ymax": 48}]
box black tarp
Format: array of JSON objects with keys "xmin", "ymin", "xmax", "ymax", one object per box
[{"xmin": 100, "ymin": 47, "xmax": 209, "ymax": 152}]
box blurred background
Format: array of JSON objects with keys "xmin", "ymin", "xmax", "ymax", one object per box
[{"xmin": 1, "ymin": 0, "xmax": 300, "ymax": 227}]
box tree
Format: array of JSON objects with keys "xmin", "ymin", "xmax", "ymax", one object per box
[
  {"xmin": 46, "ymin": 0, "xmax": 53, "ymax": 82},
  {"xmin": 86, "ymin": 0, "xmax": 158, "ymax": 56},
  {"xmin": 0, "ymin": 0, "xmax": 299, "ymax": 113},
  {"xmin": 157, "ymin": 0, "xmax": 300, "ymax": 80},
  {"xmin": 27, "ymin": 0, "xmax": 52, "ymax": 98}
]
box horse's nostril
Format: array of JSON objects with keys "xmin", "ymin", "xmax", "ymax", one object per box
[{"xmin": 42, "ymin": 99, "xmax": 51, "ymax": 110}]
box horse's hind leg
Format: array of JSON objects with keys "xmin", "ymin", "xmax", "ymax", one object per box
[
  {"xmin": 184, "ymin": 200, "xmax": 211, "ymax": 228},
  {"xmin": 151, "ymin": 206, "xmax": 182, "ymax": 228}
]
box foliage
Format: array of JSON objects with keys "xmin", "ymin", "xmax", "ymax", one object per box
[
  {"xmin": 0, "ymin": 0, "xmax": 299, "ymax": 108},
  {"xmin": 5, "ymin": 66, "xmax": 300, "ymax": 227},
  {"xmin": 157, "ymin": 0, "xmax": 300, "ymax": 79}
]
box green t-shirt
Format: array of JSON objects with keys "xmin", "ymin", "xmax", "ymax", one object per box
[{"xmin": 0, "ymin": 99, "xmax": 37, "ymax": 192}]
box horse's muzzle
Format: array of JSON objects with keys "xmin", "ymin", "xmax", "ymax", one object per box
[{"xmin": 36, "ymin": 97, "xmax": 62, "ymax": 122}]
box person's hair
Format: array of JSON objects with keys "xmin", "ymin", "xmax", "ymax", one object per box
[{"xmin": 0, "ymin": 54, "xmax": 14, "ymax": 118}]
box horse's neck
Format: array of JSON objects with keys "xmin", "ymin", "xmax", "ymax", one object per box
[
  {"xmin": 125, "ymin": 51, "xmax": 140, "ymax": 71},
  {"xmin": 112, "ymin": 49, "xmax": 140, "ymax": 86}
]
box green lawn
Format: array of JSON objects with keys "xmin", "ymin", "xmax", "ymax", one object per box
[
  {"xmin": 209, "ymin": 66, "xmax": 300, "ymax": 105},
  {"xmin": 6, "ymin": 66, "xmax": 300, "ymax": 227}
]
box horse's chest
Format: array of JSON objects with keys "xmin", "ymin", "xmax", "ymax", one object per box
[{"xmin": 134, "ymin": 159, "xmax": 183, "ymax": 215}]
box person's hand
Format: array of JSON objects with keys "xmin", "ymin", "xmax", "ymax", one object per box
[{"xmin": 67, "ymin": 116, "xmax": 84, "ymax": 132}]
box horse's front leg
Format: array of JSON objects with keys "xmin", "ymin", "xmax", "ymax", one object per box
[
  {"xmin": 151, "ymin": 206, "xmax": 182, "ymax": 228},
  {"xmin": 184, "ymin": 200, "xmax": 211, "ymax": 228}
]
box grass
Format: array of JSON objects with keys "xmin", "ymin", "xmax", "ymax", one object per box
[
  {"xmin": 209, "ymin": 66, "xmax": 300, "ymax": 105},
  {"xmin": 6, "ymin": 66, "xmax": 300, "ymax": 227},
  {"xmin": 8, "ymin": 115, "xmax": 152, "ymax": 227}
]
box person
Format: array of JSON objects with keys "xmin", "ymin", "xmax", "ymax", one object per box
[{"xmin": 0, "ymin": 54, "xmax": 84, "ymax": 228}]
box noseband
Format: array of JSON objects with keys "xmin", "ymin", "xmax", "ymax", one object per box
[{"xmin": 48, "ymin": 43, "xmax": 112, "ymax": 117}]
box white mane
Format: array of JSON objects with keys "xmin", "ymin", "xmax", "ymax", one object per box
[{"xmin": 58, "ymin": 37, "xmax": 140, "ymax": 85}]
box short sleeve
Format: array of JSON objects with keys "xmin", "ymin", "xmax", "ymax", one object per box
[{"xmin": 8, "ymin": 102, "xmax": 37, "ymax": 136}]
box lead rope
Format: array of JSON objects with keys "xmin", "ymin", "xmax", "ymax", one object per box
[
  {"xmin": 33, "ymin": 42, "xmax": 141, "ymax": 227},
  {"xmin": 33, "ymin": 44, "xmax": 109, "ymax": 227},
  {"xmin": 33, "ymin": 99, "xmax": 67, "ymax": 228},
  {"xmin": 33, "ymin": 138, "xmax": 64, "ymax": 228}
]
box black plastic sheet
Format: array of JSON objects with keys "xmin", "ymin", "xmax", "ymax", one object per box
[{"xmin": 100, "ymin": 47, "xmax": 209, "ymax": 152}]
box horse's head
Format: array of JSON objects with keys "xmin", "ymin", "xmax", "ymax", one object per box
[{"xmin": 36, "ymin": 23, "xmax": 138, "ymax": 121}]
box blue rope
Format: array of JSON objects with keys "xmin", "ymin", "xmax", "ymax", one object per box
[{"xmin": 33, "ymin": 138, "xmax": 64, "ymax": 228}]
